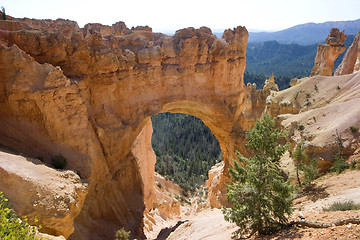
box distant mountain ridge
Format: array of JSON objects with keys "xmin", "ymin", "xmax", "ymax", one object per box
[{"xmin": 248, "ymin": 19, "xmax": 360, "ymax": 45}]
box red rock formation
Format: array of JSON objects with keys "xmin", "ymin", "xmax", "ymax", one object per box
[
  {"xmin": 0, "ymin": 16, "xmax": 264, "ymax": 239},
  {"xmin": 335, "ymin": 30, "xmax": 360, "ymax": 75},
  {"xmin": 310, "ymin": 28, "xmax": 347, "ymax": 76}
]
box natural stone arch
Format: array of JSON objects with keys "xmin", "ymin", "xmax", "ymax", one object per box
[
  {"xmin": 69, "ymin": 27, "xmax": 256, "ymax": 237},
  {"xmin": 0, "ymin": 18, "xmax": 268, "ymax": 239}
]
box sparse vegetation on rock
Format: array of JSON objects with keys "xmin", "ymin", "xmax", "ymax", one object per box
[
  {"xmin": 222, "ymin": 115, "xmax": 293, "ymax": 238},
  {"xmin": 294, "ymin": 91, "xmax": 299, "ymax": 100},
  {"xmin": 350, "ymin": 125, "xmax": 359, "ymax": 133},
  {"xmin": 298, "ymin": 124, "xmax": 305, "ymax": 131},
  {"xmin": 114, "ymin": 227, "xmax": 130, "ymax": 240},
  {"xmin": 330, "ymin": 150, "xmax": 349, "ymax": 174},
  {"xmin": 51, "ymin": 155, "xmax": 67, "ymax": 169}
]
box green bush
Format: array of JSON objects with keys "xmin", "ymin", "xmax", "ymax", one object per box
[
  {"xmin": 51, "ymin": 155, "xmax": 67, "ymax": 169},
  {"xmin": 176, "ymin": 196, "xmax": 191, "ymax": 205},
  {"xmin": 330, "ymin": 150, "xmax": 349, "ymax": 174},
  {"xmin": 350, "ymin": 126, "xmax": 359, "ymax": 133},
  {"xmin": 323, "ymin": 200, "xmax": 360, "ymax": 212},
  {"xmin": 114, "ymin": 227, "xmax": 130, "ymax": 240},
  {"xmin": 298, "ymin": 124, "xmax": 305, "ymax": 131},
  {"xmin": 0, "ymin": 192, "xmax": 38, "ymax": 239},
  {"xmin": 294, "ymin": 92, "xmax": 299, "ymax": 100},
  {"xmin": 350, "ymin": 160, "xmax": 357, "ymax": 170},
  {"xmin": 302, "ymin": 158, "xmax": 320, "ymax": 187}
]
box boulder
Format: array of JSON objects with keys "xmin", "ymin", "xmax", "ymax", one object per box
[{"xmin": 0, "ymin": 151, "xmax": 87, "ymax": 238}]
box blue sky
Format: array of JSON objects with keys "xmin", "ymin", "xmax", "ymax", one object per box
[{"xmin": 2, "ymin": 0, "xmax": 360, "ymax": 33}]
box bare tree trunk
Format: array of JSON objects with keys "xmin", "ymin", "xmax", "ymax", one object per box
[{"xmin": 296, "ymin": 166, "xmax": 302, "ymax": 188}]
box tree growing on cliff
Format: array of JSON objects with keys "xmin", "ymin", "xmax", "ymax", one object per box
[
  {"xmin": 1, "ymin": 7, "xmax": 6, "ymax": 20},
  {"xmin": 222, "ymin": 115, "xmax": 293, "ymax": 239}
]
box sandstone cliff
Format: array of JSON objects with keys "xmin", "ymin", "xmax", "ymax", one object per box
[
  {"xmin": 0, "ymin": 16, "xmax": 260, "ymax": 239},
  {"xmin": 335, "ymin": 30, "xmax": 360, "ymax": 75}
]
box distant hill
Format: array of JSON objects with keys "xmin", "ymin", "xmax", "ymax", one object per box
[{"xmin": 248, "ymin": 19, "xmax": 360, "ymax": 45}]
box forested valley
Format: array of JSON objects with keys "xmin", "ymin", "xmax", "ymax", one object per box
[
  {"xmin": 151, "ymin": 113, "xmax": 222, "ymax": 194},
  {"xmin": 245, "ymin": 35, "xmax": 355, "ymax": 90}
]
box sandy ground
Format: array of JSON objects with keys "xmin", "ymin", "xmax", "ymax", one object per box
[
  {"xmin": 161, "ymin": 169, "xmax": 360, "ymax": 240},
  {"xmin": 165, "ymin": 208, "xmax": 237, "ymax": 240}
]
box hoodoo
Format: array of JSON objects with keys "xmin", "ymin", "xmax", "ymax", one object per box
[{"xmin": 310, "ymin": 28, "xmax": 347, "ymax": 76}]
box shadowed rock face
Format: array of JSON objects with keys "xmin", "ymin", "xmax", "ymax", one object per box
[
  {"xmin": 335, "ymin": 30, "xmax": 360, "ymax": 76},
  {"xmin": 0, "ymin": 18, "xmax": 265, "ymax": 239},
  {"xmin": 310, "ymin": 28, "xmax": 347, "ymax": 77}
]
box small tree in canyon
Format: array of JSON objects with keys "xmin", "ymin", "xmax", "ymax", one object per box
[
  {"xmin": 292, "ymin": 143, "xmax": 308, "ymax": 188},
  {"xmin": 222, "ymin": 115, "xmax": 293, "ymax": 238}
]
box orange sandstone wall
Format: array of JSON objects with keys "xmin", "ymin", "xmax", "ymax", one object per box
[{"xmin": 0, "ymin": 17, "xmax": 264, "ymax": 239}]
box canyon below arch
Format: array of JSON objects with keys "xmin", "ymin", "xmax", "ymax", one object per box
[{"xmin": 1, "ymin": 16, "xmax": 360, "ymax": 239}]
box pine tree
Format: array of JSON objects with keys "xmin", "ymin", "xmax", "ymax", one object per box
[
  {"xmin": 222, "ymin": 115, "xmax": 294, "ymax": 238},
  {"xmin": 292, "ymin": 143, "xmax": 319, "ymax": 189},
  {"xmin": 292, "ymin": 143, "xmax": 308, "ymax": 188}
]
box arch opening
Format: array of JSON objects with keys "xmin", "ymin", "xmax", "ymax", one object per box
[{"xmin": 151, "ymin": 112, "xmax": 223, "ymax": 194}]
